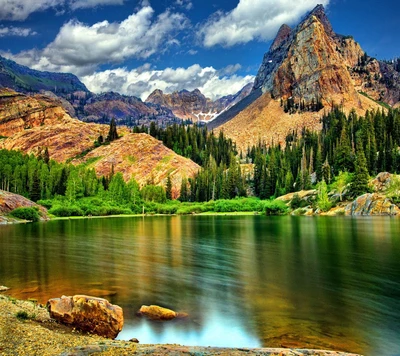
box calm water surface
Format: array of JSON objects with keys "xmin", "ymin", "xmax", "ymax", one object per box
[{"xmin": 0, "ymin": 216, "xmax": 399, "ymax": 355}]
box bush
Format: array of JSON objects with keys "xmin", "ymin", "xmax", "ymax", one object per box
[
  {"xmin": 49, "ymin": 205, "xmax": 84, "ymax": 217},
  {"xmin": 15, "ymin": 311, "xmax": 29, "ymax": 320},
  {"xmin": 290, "ymin": 193, "xmax": 308, "ymax": 210},
  {"xmin": 262, "ymin": 200, "xmax": 289, "ymax": 215},
  {"xmin": 10, "ymin": 207, "xmax": 40, "ymax": 222},
  {"xmin": 37, "ymin": 199, "xmax": 53, "ymax": 209}
]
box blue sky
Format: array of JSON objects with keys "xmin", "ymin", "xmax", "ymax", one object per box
[{"xmin": 0, "ymin": 0, "xmax": 399, "ymax": 100}]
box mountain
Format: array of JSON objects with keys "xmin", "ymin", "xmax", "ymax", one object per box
[
  {"xmin": 208, "ymin": 4, "xmax": 399, "ymax": 149},
  {"xmin": 0, "ymin": 55, "xmax": 253, "ymax": 128},
  {"xmin": 0, "ymin": 55, "xmax": 88, "ymax": 95},
  {"xmin": 0, "ymin": 89, "xmax": 199, "ymax": 195},
  {"xmin": 67, "ymin": 91, "xmax": 179, "ymax": 127},
  {"xmin": 145, "ymin": 84, "xmax": 253, "ymax": 122}
]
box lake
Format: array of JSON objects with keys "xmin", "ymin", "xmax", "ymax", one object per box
[{"xmin": 0, "ymin": 215, "xmax": 399, "ymax": 355}]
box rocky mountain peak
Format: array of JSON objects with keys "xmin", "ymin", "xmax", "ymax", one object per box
[
  {"xmin": 270, "ymin": 24, "xmax": 292, "ymax": 52},
  {"xmin": 253, "ymin": 3, "xmax": 360, "ymax": 106},
  {"xmin": 307, "ymin": 4, "xmax": 334, "ymax": 37}
]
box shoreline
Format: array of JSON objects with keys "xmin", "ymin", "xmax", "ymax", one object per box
[{"xmin": 0, "ymin": 293, "xmax": 362, "ymax": 356}]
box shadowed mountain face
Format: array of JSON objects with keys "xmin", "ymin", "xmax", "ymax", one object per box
[
  {"xmin": 0, "ymin": 56, "xmax": 88, "ymax": 95},
  {"xmin": 209, "ymin": 4, "xmax": 400, "ymax": 132}
]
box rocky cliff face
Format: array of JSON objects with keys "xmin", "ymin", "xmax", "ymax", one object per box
[
  {"xmin": 146, "ymin": 84, "xmax": 253, "ymax": 122},
  {"xmin": 0, "ymin": 88, "xmax": 67, "ymax": 137},
  {"xmin": 253, "ymin": 4, "xmax": 399, "ymax": 108},
  {"xmin": 210, "ymin": 4, "xmax": 389, "ymax": 149}
]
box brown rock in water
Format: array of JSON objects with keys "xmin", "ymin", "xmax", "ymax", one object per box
[
  {"xmin": 138, "ymin": 305, "xmax": 188, "ymax": 321},
  {"xmin": 47, "ymin": 295, "xmax": 123, "ymax": 339},
  {"xmin": 345, "ymin": 193, "xmax": 400, "ymax": 216}
]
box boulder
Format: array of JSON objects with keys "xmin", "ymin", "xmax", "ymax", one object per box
[
  {"xmin": 372, "ymin": 172, "xmax": 394, "ymax": 192},
  {"xmin": 137, "ymin": 305, "xmax": 188, "ymax": 321},
  {"xmin": 276, "ymin": 190, "xmax": 317, "ymax": 204},
  {"xmin": 0, "ymin": 285, "xmax": 9, "ymax": 292},
  {"xmin": 345, "ymin": 193, "xmax": 400, "ymax": 216},
  {"xmin": 47, "ymin": 295, "xmax": 123, "ymax": 339}
]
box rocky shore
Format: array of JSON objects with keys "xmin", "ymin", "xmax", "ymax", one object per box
[{"xmin": 0, "ymin": 294, "xmax": 362, "ymax": 356}]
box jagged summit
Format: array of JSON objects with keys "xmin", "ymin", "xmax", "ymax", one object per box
[
  {"xmin": 308, "ymin": 4, "xmax": 334, "ymax": 37},
  {"xmin": 146, "ymin": 85, "xmax": 253, "ymax": 122},
  {"xmin": 253, "ymin": 2, "xmax": 361, "ymax": 105},
  {"xmin": 270, "ymin": 24, "xmax": 292, "ymax": 52}
]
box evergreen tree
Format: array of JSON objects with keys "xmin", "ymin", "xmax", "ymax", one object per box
[
  {"xmin": 350, "ymin": 148, "xmax": 370, "ymax": 197},
  {"xmin": 106, "ymin": 118, "xmax": 119, "ymax": 142},
  {"xmin": 166, "ymin": 175, "xmax": 172, "ymax": 200}
]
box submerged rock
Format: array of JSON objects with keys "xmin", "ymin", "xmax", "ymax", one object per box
[
  {"xmin": 137, "ymin": 305, "xmax": 188, "ymax": 321},
  {"xmin": 47, "ymin": 295, "xmax": 123, "ymax": 339},
  {"xmin": 345, "ymin": 193, "xmax": 400, "ymax": 216},
  {"xmin": 0, "ymin": 286, "xmax": 9, "ymax": 292}
]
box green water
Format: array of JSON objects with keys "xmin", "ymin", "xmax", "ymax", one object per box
[{"xmin": 0, "ymin": 216, "xmax": 399, "ymax": 355}]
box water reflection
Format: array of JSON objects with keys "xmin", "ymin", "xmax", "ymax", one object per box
[{"xmin": 0, "ymin": 216, "xmax": 400, "ymax": 355}]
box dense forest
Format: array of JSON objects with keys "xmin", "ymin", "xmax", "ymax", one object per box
[
  {"xmin": 0, "ymin": 107, "xmax": 399, "ymax": 219},
  {"xmin": 137, "ymin": 107, "xmax": 400, "ymax": 202}
]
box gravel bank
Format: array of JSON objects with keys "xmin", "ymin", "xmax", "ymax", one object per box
[{"xmin": 0, "ymin": 294, "xmax": 362, "ymax": 356}]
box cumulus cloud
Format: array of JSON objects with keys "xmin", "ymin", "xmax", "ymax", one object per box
[
  {"xmin": 5, "ymin": 6, "xmax": 188, "ymax": 76},
  {"xmin": 200, "ymin": 0, "xmax": 330, "ymax": 47},
  {"xmin": 0, "ymin": 0, "xmax": 125, "ymax": 21},
  {"xmin": 0, "ymin": 26, "xmax": 36, "ymax": 37},
  {"xmin": 81, "ymin": 64, "xmax": 254, "ymax": 101}
]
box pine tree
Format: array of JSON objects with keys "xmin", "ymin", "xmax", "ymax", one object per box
[
  {"xmin": 350, "ymin": 147, "xmax": 370, "ymax": 197},
  {"xmin": 166, "ymin": 175, "xmax": 172, "ymax": 200},
  {"xmin": 106, "ymin": 118, "xmax": 118, "ymax": 142}
]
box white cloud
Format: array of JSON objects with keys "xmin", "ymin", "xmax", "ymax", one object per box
[
  {"xmin": 0, "ymin": 0, "xmax": 125, "ymax": 21},
  {"xmin": 5, "ymin": 6, "xmax": 188, "ymax": 76},
  {"xmin": 81, "ymin": 65, "xmax": 254, "ymax": 101},
  {"xmin": 200, "ymin": 0, "xmax": 330, "ymax": 47},
  {"xmin": 0, "ymin": 26, "xmax": 37, "ymax": 37},
  {"xmin": 175, "ymin": 0, "xmax": 193, "ymax": 10},
  {"xmin": 70, "ymin": 0, "xmax": 124, "ymax": 10}
]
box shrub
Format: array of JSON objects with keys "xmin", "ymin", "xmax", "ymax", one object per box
[
  {"xmin": 16, "ymin": 311, "xmax": 29, "ymax": 320},
  {"xmin": 37, "ymin": 199, "xmax": 53, "ymax": 209},
  {"xmin": 10, "ymin": 207, "xmax": 40, "ymax": 222},
  {"xmin": 290, "ymin": 193, "xmax": 308, "ymax": 210},
  {"xmin": 262, "ymin": 200, "xmax": 289, "ymax": 215},
  {"xmin": 49, "ymin": 205, "xmax": 84, "ymax": 217}
]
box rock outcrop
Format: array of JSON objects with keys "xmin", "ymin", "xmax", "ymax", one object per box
[
  {"xmin": 47, "ymin": 295, "xmax": 123, "ymax": 339},
  {"xmin": 0, "ymin": 190, "xmax": 48, "ymax": 219},
  {"xmin": 0, "ymin": 88, "xmax": 68, "ymax": 137},
  {"xmin": 137, "ymin": 305, "xmax": 188, "ymax": 321},
  {"xmin": 276, "ymin": 189, "xmax": 317, "ymax": 204},
  {"xmin": 345, "ymin": 193, "xmax": 400, "ymax": 216},
  {"xmin": 371, "ymin": 172, "xmax": 395, "ymax": 192}
]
